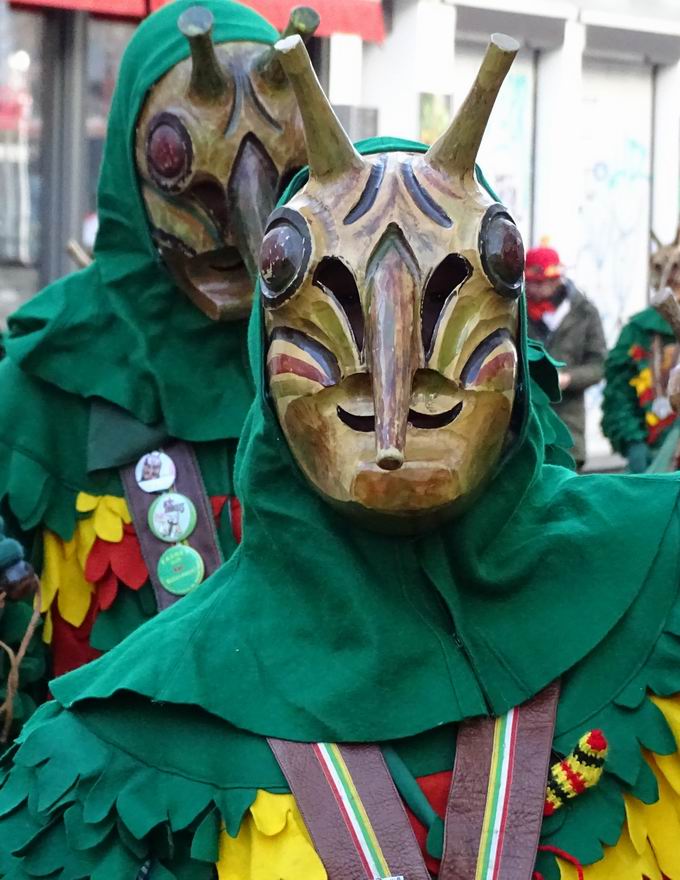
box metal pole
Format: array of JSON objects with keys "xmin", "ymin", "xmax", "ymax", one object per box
[{"xmin": 38, "ymin": 9, "xmax": 88, "ymax": 287}]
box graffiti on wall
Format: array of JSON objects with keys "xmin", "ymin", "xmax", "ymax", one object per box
[
  {"xmin": 477, "ymin": 70, "xmax": 533, "ymax": 241},
  {"xmin": 574, "ymin": 78, "xmax": 652, "ymax": 460},
  {"xmin": 454, "ymin": 47, "xmax": 534, "ymax": 242}
]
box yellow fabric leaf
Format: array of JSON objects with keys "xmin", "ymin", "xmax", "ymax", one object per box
[
  {"xmin": 75, "ymin": 492, "xmax": 130, "ymax": 542},
  {"xmin": 42, "ymin": 608, "xmax": 52, "ymax": 644},
  {"xmin": 652, "ymin": 696, "xmax": 680, "ymax": 796},
  {"xmin": 40, "ymin": 531, "xmax": 62, "ymax": 612},
  {"xmin": 624, "ymin": 791, "xmax": 651, "ymax": 855},
  {"xmin": 558, "ymin": 693, "xmax": 680, "ymax": 880},
  {"xmin": 216, "ymin": 791, "xmax": 327, "ymax": 880},
  {"xmin": 41, "ymin": 523, "xmax": 96, "ymax": 629},
  {"xmin": 641, "ymin": 759, "xmax": 680, "ymax": 878},
  {"xmin": 557, "ymin": 824, "xmax": 661, "ymax": 880},
  {"xmin": 75, "ymin": 493, "xmax": 98, "ymax": 513},
  {"xmin": 630, "ymin": 367, "xmax": 652, "ymax": 394},
  {"xmin": 38, "ymin": 494, "xmax": 129, "ymax": 641}
]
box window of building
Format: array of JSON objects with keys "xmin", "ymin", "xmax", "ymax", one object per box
[{"xmin": 0, "ymin": 6, "xmax": 44, "ymax": 323}]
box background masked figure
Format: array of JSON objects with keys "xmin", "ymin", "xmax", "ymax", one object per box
[
  {"xmin": 602, "ymin": 230, "xmax": 680, "ymax": 472},
  {"xmin": 0, "ymin": 0, "xmax": 314, "ymax": 719},
  {"xmin": 3, "ymin": 34, "xmax": 680, "ymax": 880}
]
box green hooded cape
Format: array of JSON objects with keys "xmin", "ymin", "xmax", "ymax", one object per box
[
  {"xmin": 2, "ymin": 141, "xmax": 680, "ymax": 880},
  {"xmin": 0, "ymin": 1, "xmax": 280, "ymax": 647},
  {"xmin": 602, "ymin": 306, "xmax": 676, "ymax": 455},
  {"xmin": 5, "ymin": 0, "xmax": 277, "ymax": 442}
]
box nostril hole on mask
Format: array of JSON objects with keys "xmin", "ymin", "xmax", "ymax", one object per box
[
  {"xmin": 314, "ymin": 257, "xmax": 364, "ymax": 351},
  {"xmin": 421, "ymin": 254, "xmax": 472, "ymax": 358}
]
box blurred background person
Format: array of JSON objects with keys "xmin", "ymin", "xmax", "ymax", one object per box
[
  {"xmin": 526, "ymin": 244, "xmax": 606, "ymax": 468},
  {"xmin": 602, "ymin": 231, "xmax": 680, "ymax": 473}
]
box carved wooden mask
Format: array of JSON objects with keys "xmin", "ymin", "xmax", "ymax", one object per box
[
  {"xmin": 135, "ymin": 6, "xmax": 318, "ymax": 321},
  {"xmin": 261, "ymin": 35, "xmax": 523, "ymax": 532},
  {"xmin": 650, "ymin": 227, "xmax": 680, "ymax": 297}
]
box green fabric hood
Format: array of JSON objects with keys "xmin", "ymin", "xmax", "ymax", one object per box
[
  {"xmin": 627, "ymin": 305, "xmax": 674, "ymax": 336},
  {"xmin": 4, "ymin": 0, "xmax": 279, "ymax": 442},
  {"xmin": 51, "ymin": 140, "xmax": 680, "ymax": 750}
]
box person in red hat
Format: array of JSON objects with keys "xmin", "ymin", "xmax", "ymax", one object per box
[{"xmin": 526, "ymin": 244, "xmax": 606, "ymax": 468}]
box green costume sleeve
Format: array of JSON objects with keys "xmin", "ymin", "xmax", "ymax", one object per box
[{"xmin": 601, "ymin": 321, "xmax": 647, "ymax": 454}]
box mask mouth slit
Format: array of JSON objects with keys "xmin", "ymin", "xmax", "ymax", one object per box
[{"xmin": 336, "ymin": 401, "xmax": 463, "ymax": 432}]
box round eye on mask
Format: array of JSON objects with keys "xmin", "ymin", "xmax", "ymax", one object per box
[
  {"xmin": 479, "ymin": 204, "xmax": 525, "ymax": 299},
  {"xmin": 259, "ymin": 208, "xmax": 311, "ymax": 307},
  {"xmin": 146, "ymin": 113, "xmax": 193, "ymax": 192}
]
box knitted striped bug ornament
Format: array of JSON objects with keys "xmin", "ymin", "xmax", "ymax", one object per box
[{"xmin": 544, "ymin": 730, "xmax": 608, "ymax": 816}]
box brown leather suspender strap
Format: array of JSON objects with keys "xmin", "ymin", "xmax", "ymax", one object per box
[
  {"xmin": 120, "ymin": 440, "xmax": 223, "ymax": 611},
  {"xmin": 269, "ymin": 682, "xmax": 560, "ymax": 880},
  {"xmin": 268, "ymin": 739, "xmax": 431, "ymax": 880},
  {"xmin": 440, "ymin": 682, "xmax": 559, "ymax": 880}
]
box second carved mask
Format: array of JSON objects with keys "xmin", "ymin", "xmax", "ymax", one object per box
[{"xmin": 136, "ymin": 6, "xmax": 318, "ymax": 321}]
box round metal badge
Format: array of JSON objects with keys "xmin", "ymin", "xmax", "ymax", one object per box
[
  {"xmin": 157, "ymin": 545, "xmax": 205, "ymax": 596},
  {"xmin": 135, "ymin": 450, "xmax": 176, "ymax": 493},
  {"xmin": 148, "ymin": 492, "xmax": 197, "ymax": 543}
]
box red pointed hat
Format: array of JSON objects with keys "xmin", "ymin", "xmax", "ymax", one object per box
[{"xmin": 526, "ymin": 246, "xmax": 563, "ymax": 280}]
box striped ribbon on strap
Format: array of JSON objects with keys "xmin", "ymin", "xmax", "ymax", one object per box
[
  {"xmin": 269, "ymin": 739, "xmax": 430, "ymax": 880},
  {"xmin": 440, "ymin": 681, "xmax": 560, "ymax": 880}
]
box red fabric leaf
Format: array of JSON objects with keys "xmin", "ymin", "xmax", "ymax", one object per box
[
  {"xmin": 648, "ymin": 413, "xmax": 677, "ymax": 445},
  {"xmin": 51, "ymin": 600, "xmax": 101, "ymax": 678},
  {"xmin": 629, "ymin": 344, "xmax": 649, "ymax": 362},
  {"xmin": 403, "ymin": 770, "xmax": 451, "ymax": 875},
  {"xmin": 83, "ymin": 536, "xmax": 113, "ymax": 583},
  {"xmin": 211, "ymin": 496, "xmax": 228, "ymax": 521},
  {"xmin": 229, "ymin": 496, "xmax": 242, "ymax": 544},
  {"xmin": 96, "ymin": 569, "xmax": 119, "ymax": 611},
  {"xmin": 109, "ymin": 524, "xmax": 147, "ymax": 589}
]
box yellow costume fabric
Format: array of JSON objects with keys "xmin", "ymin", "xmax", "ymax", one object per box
[
  {"xmin": 217, "ymin": 791, "xmax": 326, "ymax": 880},
  {"xmin": 40, "ymin": 494, "xmax": 131, "ymax": 641}
]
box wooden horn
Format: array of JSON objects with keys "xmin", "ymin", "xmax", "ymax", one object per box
[
  {"xmin": 275, "ymin": 34, "xmax": 363, "ymax": 180},
  {"xmin": 178, "ymin": 6, "xmax": 228, "ymax": 103},
  {"xmin": 259, "ymin": 6, "xmax": 321, "ymax": 86},
  {"xmin": 426, "ymin": 33, "xmax": 519, "ymax": 178}
]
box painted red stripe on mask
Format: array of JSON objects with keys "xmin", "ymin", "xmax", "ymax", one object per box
[{"xmin": 269, "ymin": 354, "xmax": 333, "ymax": 386}]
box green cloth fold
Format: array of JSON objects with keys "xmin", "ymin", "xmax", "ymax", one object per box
[{"xmin": 3, "ymin": 0, "xmax": 276, "ymax": 442}]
